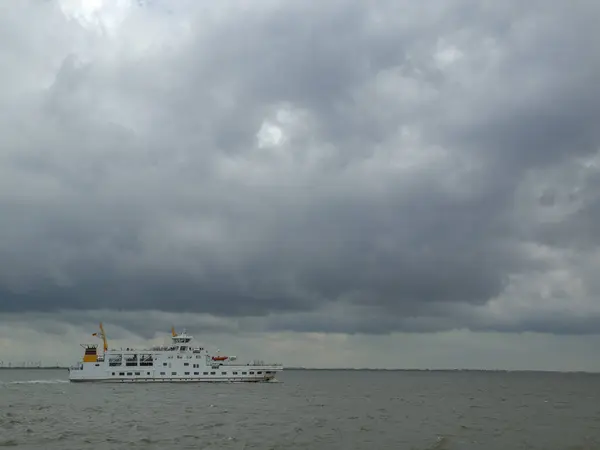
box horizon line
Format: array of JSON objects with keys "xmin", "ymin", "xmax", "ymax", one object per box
[{"xmin": 1, "ymin": 366, "xmax": 599, "ymax": 374}]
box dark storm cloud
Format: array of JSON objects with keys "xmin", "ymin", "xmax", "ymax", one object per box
[{"xmin": 1, "ymin": 0, "xmax": 600, "ymax": 334}]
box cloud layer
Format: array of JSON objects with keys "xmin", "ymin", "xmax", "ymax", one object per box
[{"xmin": 2, "ymin": 0, "xmax": 600, "ymax": 337}]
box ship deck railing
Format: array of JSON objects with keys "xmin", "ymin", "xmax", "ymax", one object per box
[
  {"xmin": 103, "ymin": 346, "xmax": 204, "ymax": 352},
  {"xmin": 219, "ymin": 361, "xmax": 283, "ymax": 367}
]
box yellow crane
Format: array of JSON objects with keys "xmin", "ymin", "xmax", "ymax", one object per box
[{"xmin": 92, "ymin": 322, "xmax": 108, "ymax": 352}]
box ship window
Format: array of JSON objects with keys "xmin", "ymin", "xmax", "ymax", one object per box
[
  {"xmin": 135, "ymin": 372, "xmax": 140, "ymax": 375},
  {"xmin": 184, "ymin": 372, "xmax": 190, "ymax": 375},
  {"xmin": 172, "ymin": 372, "xmax": 177, "ymax": 375},
  {"xmin": 184, "ymin": 363, "xmax": 189, "ymax": 366},
  {"xmin": 127, "ymin": 372, "xmax": 132, "ymax": 376},
  {"xmin": 203, "ymin": 372, "xmax": 208, "ymax": 375},
  {"xmin": 233, "ymin": 372, "xmax": 238, "ymax": 375},
  {"xmin": 95, "ymin": 364, "xmax": 100, "ymax": 366},
  {"xmin": 119, "ymin": 372, "xmax": 125, "ymax": 376},
  {"xmin": 257, "ymin": 371, "xmax": 262, "ymax": 374},
  {"xmin": 177, "ymin": 356, "xmax": 182, "ymax": 359},
  {"xmin": 196, "ymin": 356, "xmax": 201, "ymax": 359},
  {"xmin": 160, "ymin": 372, "xmax": 166, "ymax": 375},
  {"xmin": 221, "ymin": 372, "xmax": 226, "ymax": 375},
  {"xmin": 242, "ymin": 372, "xmax": 247, "ymax": 375},
  {"xmin": 112, "ymin": 372, "xmax": 115, "ymax": 375},
  {"xmin": 249, "ymin": 372, "xmax": 254, "ymax": 374},
  {"xmin": 163, "ymin": 363, "xmax": 167, "ymax": 366},
  {"xmin": 210, "ymin": 372, "xmax": 215, "ymax": 375},
  {"xmin": 194, "ymin": 372, "xmax": 199, "ymax": 375}
]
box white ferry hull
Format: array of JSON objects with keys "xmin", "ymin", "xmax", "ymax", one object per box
[
  {"xmin": 69, "ymin": 376, "xmax": 279, "ymax": 383},
  {"xmin": 70, "ymin": 379, "xmax": 277, "ymax": 383},
  {"xmin": 69, "ymin": 367, "xmax": 282, "ymax": 383}
]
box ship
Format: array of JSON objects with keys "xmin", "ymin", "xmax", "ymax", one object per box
[{"xmin": 68, "ymin": 323, "xmax": 283, "ymax": 383}]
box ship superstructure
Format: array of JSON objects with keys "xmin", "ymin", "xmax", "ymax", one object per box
[{"xmin": 68, "ymin": 323, "xmax": 283, "ymax": 383}]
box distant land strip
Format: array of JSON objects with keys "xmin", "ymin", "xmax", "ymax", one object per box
[
  {"xmin": 284, "ymin": 367, "xmax": 600, "ymax": 373},
  {"xmin": 0, "ymin": 366, "xmax": 67, "ymax": 370}
]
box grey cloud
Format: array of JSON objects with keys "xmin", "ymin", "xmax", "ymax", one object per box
[{"xmin": 1, "ymin": 0, "xmax": 600, "ymax": 335}]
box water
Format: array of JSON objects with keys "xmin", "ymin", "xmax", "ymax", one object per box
[{"xmin": 1, "ymin": 369, "xmax": 600, "ymax": 449}]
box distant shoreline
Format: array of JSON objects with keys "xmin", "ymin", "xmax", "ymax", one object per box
[
  {"xmin": 0, "ymin": 367, "xmax": 67, "ymax": 370},
  {"xmin": 284, "ymin": 367, "xmax": 600, "ymax": 373}
]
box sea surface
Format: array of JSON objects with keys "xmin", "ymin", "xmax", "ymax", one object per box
[{"xmin": 1, "ymin": 368, "xmax": 600, "ymax": 449}]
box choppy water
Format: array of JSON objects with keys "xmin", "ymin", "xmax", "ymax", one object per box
[{"xmin": 1, "ymin": 369, "xmax": 600, "ymax": 449}]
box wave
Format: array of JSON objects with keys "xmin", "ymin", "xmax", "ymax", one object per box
[{"xmin": 2, "ymin": 379, "xmax": 69, "ymax": 385}]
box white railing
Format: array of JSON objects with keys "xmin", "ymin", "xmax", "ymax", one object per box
[{"xmin": 219, "ymin": 360, "xmax": 283, "ymax": 367}]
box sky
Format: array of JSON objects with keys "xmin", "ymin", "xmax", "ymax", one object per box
[{"xmin": 1, "ymin": 0, "xmax": 600, "ymax": 370}]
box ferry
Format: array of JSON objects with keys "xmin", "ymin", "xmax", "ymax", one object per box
[{"xmin": 68, "ymin": 323, "xmax": 283, "ymax": 383}]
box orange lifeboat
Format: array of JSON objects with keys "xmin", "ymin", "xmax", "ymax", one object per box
[{"xmin": 211, "ymin": 356, "xmax": 228, "ymax": 361}]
